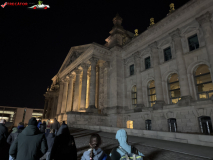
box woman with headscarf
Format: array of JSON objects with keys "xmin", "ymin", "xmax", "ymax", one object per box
[{"xmin": 49, "ymin": 123, "xmax": 77, "ymax": 160}]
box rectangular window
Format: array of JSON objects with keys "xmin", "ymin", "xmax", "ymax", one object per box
[
  {"xmin": 145, "ymin": 57, "xmax": 151, "ymax": 69},
  {"xmin": 164, "ymin": 47, "xmax": 172, "ymax": 61},
  {"xmin": 188, "ymin": 34, "xmax": 199, "ymax": 51},
  {"xmin": 130, "ymin": 64, "xmax": 134, "ymax": 76}
]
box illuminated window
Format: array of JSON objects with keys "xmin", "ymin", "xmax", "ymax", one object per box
[
  {"xmin": 148, "ymin": 80, "xmax": 156, "ymax": 107},
  {"xmin": 188, "ymin": 34, "xmax": 199, "ymax": 51},
  {"xmin": 130, "ymin": 64, "xmax": 134, "ymax": 76},
  {"xmin": 127, "ymin": 120, "xmax": 133, "ymax": 129},
  {"xmin": 168, "ymin": 73, "xmax": 181, "ymax": 104},
  {"xmin": 131, "ymin": 86, "xmax": 137, "ymax": 108},
  {"xmin": 194, "ymin": 65, "xmax": 213, "ymax": 100},
  {"xmin": 164, "ymin": 47, "xmax": 172, "ymax": 61},
  {"xmin": 145, "ymin": 57, "xmax": 151, "ymax": 69}
]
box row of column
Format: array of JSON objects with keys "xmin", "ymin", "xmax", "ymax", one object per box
[
  {"xmin": 134, "ymin": 12, "xmax": 213, "ymax": 107},
  {"xmin": 56, "ymin": 57, "xmax": 101, "ymax": 115}
]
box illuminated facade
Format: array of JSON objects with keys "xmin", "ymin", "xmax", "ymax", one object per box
[{"xmin": 44, "ymin": 0, "xmax": 213, "ymax": 134}]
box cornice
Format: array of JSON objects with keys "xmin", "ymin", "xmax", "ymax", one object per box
[{"xmin": 122, "ymin": 0, "xmax": 204, "ymax": 56}]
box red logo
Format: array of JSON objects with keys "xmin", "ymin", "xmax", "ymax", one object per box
[{"xmin": 1, "ymin": 2, "xmax": 7, "ymax": 8}]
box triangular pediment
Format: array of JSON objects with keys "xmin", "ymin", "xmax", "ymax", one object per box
[
  {"xmin": 58, "ymin": 44, "xmax": 92, "ymax": 73},
  {"xmin": 181, "ymin": 26, "xmax": 198, "ymax": 35}
]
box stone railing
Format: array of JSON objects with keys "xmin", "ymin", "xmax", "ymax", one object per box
[{"xmin": 71, "ymin": 124, "xmax": 213, "ymax": 147}]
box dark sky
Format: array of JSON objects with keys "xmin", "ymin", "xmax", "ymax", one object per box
[{"xmin": 0, "ymin": 0, "xmax": 190, "ymax": 109}]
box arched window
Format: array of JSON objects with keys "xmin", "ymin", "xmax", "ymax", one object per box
[
  {"xmin": 148, "ymin": 80, "xmax": 156, "ymax": 107},
  {"xmin": 131, "ymin": 86, "xmax": 137, "ymax": 108},
  {"xmin": 127, "ymin": 120, "xmax": 133, "ymax": 129},
  {"xmin": 168, "ymin": 73, "xmax": 181, "ymax": 104},
  {"xmin": 194, "ymin": 65, "xmax": 213, "ymax": 100}
]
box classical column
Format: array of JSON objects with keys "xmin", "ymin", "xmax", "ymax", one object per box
[
  {"xmin": 46, "ymin": 98, "xmax": 52, "ymax": 119},
  {"xmin": 66, "ymin": 74, "xmax": 75, "ymax": 112},
  {"xmin": 73, "ymin": 69, "xmax": 81, "ymax": 111},
  {"xmin": 80, "ymin": 63, "xmax": 89, "ymax": 110},
  {"xmin": 169, "ymin": 29, "xmax": 192, "ymax": 105},
  {"xmin": 56, "ymin": 81, "xmax": 64, "ymax": 115},
  {"xmin": 196, "ymin": 12, "xmax": 213, "ymax": 80},
  {"xmin": 50, "ymin": 96, "xmax": 57, "ymax": 118},
  {"xmin": 87, "ymin": 57, "xmax": 99, "ymax": 111},
  {"xmin": 103, "ymin": 61, "xmax": 110, "ymax": 109},
  {"xmin": 61, "ymin": 78, "xmax": 69, "ymax": 113},
  {"xmin": 149, "ymin": 42, "xmax": 165, "ymax": 109},
  {"xmin": 134, "ymin": 52, "xmax": 144, "ymax": 112}
]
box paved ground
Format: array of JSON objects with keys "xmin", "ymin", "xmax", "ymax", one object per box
[{"xmin": 70, "ymin": 128, "xmax": 213, "ymax": 160}]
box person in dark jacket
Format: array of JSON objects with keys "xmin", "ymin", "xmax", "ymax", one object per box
[
  {"xmin": 0, "ymin": 119, "xmax": 8, "ymax": 147},
  {"xmin": 9, "ymin": 117, "xmax": 48, "ymax": 160},
  {"xmin": 40, "ymin": 121, "xmax": 46, "ymax": 133},
  {"xmin": 46, "ymin": 129, "xmax": 55, "ymax": 160},
  {"xmin": 7, "ymin": 122, "xmax": 25, "ymax": 160},
  {"xmin": 49, "ymin": 123, "xmax": 77, "ymax": 160},
  {"xmin": 0, "ymin": 119, "xmax": 8, "ymax": 160},
  {"xmin": 50, "ymin": 118, "xmax": 60, "ymax": 134}
]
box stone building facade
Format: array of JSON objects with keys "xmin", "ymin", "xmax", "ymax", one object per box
[{"xmin": 44, "ymin": 0, "xmax": 213, "ymax": 134}]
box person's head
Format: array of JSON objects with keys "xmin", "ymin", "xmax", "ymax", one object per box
[
  {"xmin": 115, "ymin": 129, "xmax": 127, "ymax": 144},
  {"xmin": 28, "ymin": 117, "xmax": 38, "ymax": 126},
  {"xmin": 62, "ymin": 121, "xmax": 65, "ymax": 124},
  {"xmin": 50, "ymin": 129, "xmax": 55, "ymax": 133},
  {"xmin": 89, "ymin": 134, "xmax": 102, "ymax": 160},
  {"xmin": 43, "ymin": 121, "xmax": 46, "ymax": 124},
  {"xmin": 0, "ymin": 119, "xmax": 6, "ymax": 124}
]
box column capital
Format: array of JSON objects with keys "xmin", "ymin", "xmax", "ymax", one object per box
[
  {"xmin": 169, "ymin": 28, "xmax": 181, "ymax": 40},
  {"xmin": 68, "ymin": 74, "xmax": 75, "ymax": 79},
  {"xmin": 196, "ymin": 11, "xmax": 212, "ymax": 26},
  {"xmin": 89, "ymin": 57, "xmax": 99, "ymax": 66},
  {"xmin": 80, "ymin": 63, "xmax": 90, "ymax": 70},
  {"xmin": 74, "ymin": 68, "xmax": 82, "ymax": 75}
]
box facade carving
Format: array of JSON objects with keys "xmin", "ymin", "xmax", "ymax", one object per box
[{"xmin": 44, "ymin": 0, "xmax": 213, "ymax": 134}]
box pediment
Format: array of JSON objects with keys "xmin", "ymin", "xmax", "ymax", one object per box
[
  {"xmin": 124, "ymin": 56, "xmax": 134, "ymax": 65},
  {"xmin": 181, "ymin": 26, "xmax": 198, "ymax": 36},
  {"xmin": 158, "ymin": 38, "xmax": 171, "ymax": 48},
  {"xmin": 58, "ymin": 44, "xmax": 92, "ymax": 73}
]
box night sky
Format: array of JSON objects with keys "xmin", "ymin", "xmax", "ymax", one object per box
[{"xmin": 0, "ymin": 0, "xmax": 190, "ymax": 109}]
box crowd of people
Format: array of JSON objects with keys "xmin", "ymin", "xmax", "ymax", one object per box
[{"xmin": 0, "ymin": 118, "xmax": 144, "ymax": 160}]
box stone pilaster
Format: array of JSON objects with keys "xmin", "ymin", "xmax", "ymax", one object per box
[
  {"xmin": 73, "ymin": 69, "xmax": 82, "ymax": 111},
  {"xmin": 149, "ymin": 42, "xmax": 165, "ymax": 110},
  {"xmin": 133, "ymin": 52, "xmax": 144, "ymax": 112},
  {"xmin": 56, "ymin": 81, "xmax": 64, "ymax": 115},
  {"xmin": 87, "ymin": 57, "xmax": 99, "ymax": 113},
  {"xmin": 80, "ymin": 63, "xmax": 89, "ymax": 110},
  {"xmin": 61, "ymin": 78, "xmax": 69, "ymax": 113},
  {"xmin": 46, "ymin": 98, "xmax": 52, "ymax": 119},
  {"xmin": 169, "ymin": 29, "xmax": 192, "ymax": 106},
  {"xmin": 196, "ymin": 12, "xmax": 213, "ymax": 81},
  {"xmin": 66, "ymin": 74, "xmax": 75, "ymax": 112}
]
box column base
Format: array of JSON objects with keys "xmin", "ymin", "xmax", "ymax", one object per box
[
  {"xmin": 86, "ymin": 105, "xmax": 98, "ymax": 113},
  {"xmin": 153, "ymin": 100, "xmax": 165, "ymax": 110},
  {"xmin": 134, "ymin": 104, "xmax": 144, "ymax": 112},
  {"xmin": 178, "ymin": 95, "xmax": 193, "ymax": 106}
]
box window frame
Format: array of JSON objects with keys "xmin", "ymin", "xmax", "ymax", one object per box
[
  {"xmin": 145, "ymin": 57, "xmax": 151, "ymax": 70},
  {"xmin": 130, "ymin": 64, "xmax": 134, "ymax": 76},
  {"xmin": 164, "ymin": 47, "xmax": 172, "ymax": 62},
  {"xmin": 147, "ymin": 81, "xmax": 156, "ymax": 107},
  {"xmin": 194, "ymin": 71, "xmax": 213, "ymax": 100},
  {"xmin": 131, "ymin": 86, "xmax": 137, "ymax": 108},
  {"xmin": 188, "ymin": 34, "xmax": 200, "ymax": 52}
]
